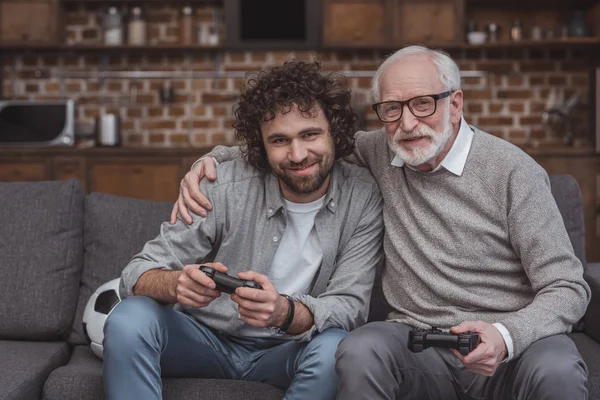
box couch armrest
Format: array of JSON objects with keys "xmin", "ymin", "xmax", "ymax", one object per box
[{"xmin": 583, "ymin": 263, "xmax": 600, "ymax": 343}]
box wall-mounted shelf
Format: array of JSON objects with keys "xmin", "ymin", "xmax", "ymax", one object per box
[
  {"xmin": 2, "ymin": 37, "xmax": 600, "ymax": 54},
  {"xmin": 0, "ymin": 43, "xmax": 225, "ymax": 53}
]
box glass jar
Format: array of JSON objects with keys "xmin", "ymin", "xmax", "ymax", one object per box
[
  {"xmin": 103, "ymin": 6, "xmax": 123, "ymax": 46},
  {"xmin": 128, "ymin": 6, "xmax": 146, "ymax": 46}
]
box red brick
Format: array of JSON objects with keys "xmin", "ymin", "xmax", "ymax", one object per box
[
  {"xmin": 463, "ymin": 77, "xmax": 484, "ymax": 86},
  {"xmin": 141, "ymin": 120, "xmax": 176, "ymax": 130},
  {"xmin": 506, "ymin": 76, "xmax": 524, "ymax": 87},
  {"xmin": 548, "ymin": 75, "xmax": 567, "ymax": 85},
  {"xmin": 148, "ymin": 107, "xmax": 164, "ymax": 117},
  {"xmin": 529, "ymin": 76, "xmax": 545, "ymax": 85},
  {"xmin": 211, "ymin": 132, "xmax": 227, "ymax": 143},
  {"xmin": 489, "ymin": 103, "xmax": 504, "ymax": 113},
  {"xmin": 149, "ymin": 133, "xmax": 166, "ymax": 144},
  {"xmin": 520, "ymin": 61, "xmax": 557, "ymax": 73},
  {"xmin": 497, "ymin": 90, "xmax": 534, "ymax": 99},
  {"xmin": 170, "ymin": 133, "xmax": 190, "ymax": 145},
  {"xmin": 463, "ymin": 90, "xmax": 492, "ymax": 100},
  {"xmin": 475, "ymin": 62, "xmax": 515, "ymax": 74},
  {"xmin": 127, "ymin": 133, "xmax": 144, "ymax": 145},
  {"xmin": 520, "ymin": 116, "xmax": 543, "ymax": 125},
  {"xmin": 169, "ymin": 106, "xmax": 186, "ymax": 117},
  {"xmin": 192, "ymin": 119, "xmax": 219, "ymax": 129},
  {"xmin": 509, "ymin": 103, "xmax": 525, "ymax": 112},
  {"xmin": 193, "ymin": 133, "xmax": 208, "ymax": 145},
  {"xmin": 478, "ymin": 116, "xmax": 513, "ymax": 126},
  {"xmin": 201, "ymin": 93, "xmax": 239, "ymax": 103},
  {"xmin": 465, "ymin": 103, "xmax": 483, "ymax": 113},
  {"xmin": 127, "ymin": 108, "xmax": 143, "ymax": 118}
]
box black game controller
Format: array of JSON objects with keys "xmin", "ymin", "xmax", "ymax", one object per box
[
  {"xmin": 199, "ymin": 266, "xmax": 263, "ymax": 294},
  {"xmin": 408, "ymin": 327, "xmax": 479, "ymax": 356}
]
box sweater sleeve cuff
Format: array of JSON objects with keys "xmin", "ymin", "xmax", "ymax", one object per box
[
  {"xmin": 191, "ymin": 156, "xmax": 219, "ymax": 171},
  {"xmin": 493, "ymin": 322, "xmax": 514, "ymax": 362}
]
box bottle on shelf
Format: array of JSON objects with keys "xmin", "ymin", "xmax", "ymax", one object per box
[
  {"xmin": 103, "ymin": 6, "xmax": 123, "ymax": 46},
  {"xmin": 510, "ymin": 19, "xmax": 522, "ymax": 42},
  {"xmin": 180, "ymin": 5, "xmax": 195, "ymax": 45},
  {"xmin": 128, "ymin": 6, "xmax": 147, "ymax": 46}
]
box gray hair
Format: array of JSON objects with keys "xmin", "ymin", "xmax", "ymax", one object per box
[{"xmin": 371, "ymin": 45, "xmax": 462, "ymax": 103}]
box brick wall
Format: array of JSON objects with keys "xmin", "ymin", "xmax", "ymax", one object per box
[{"xmin": 1, "ymin": 4, "xmax": 593, "ymax": 148}]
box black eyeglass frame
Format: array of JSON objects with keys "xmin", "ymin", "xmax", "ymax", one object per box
[{"xmin": 371, "ymin": 90, "xmax": 454, "ymax": 123}]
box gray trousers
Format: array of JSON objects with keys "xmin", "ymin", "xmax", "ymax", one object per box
[{"xmin": 335, "ymin": 321, "xmax": 588, "ymax": 400}]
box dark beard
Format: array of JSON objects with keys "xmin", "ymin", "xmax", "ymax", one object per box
[{"xmin": 276, "ymin": 157, "xmax": 332, "ymax": 196}]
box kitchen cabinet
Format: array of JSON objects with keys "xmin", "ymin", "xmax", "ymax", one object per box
[
  {"xmin": 89, "ymin": 160, "xmax": 181, "ymax": 202},
  {"xmin": 0, "ymin": 0, "xmax": 62, "ymax": 44},
  {"xmin": 322, "ymin": 0, "xmax": 392, "ymax": 47},
  {"xmin": 323, "ymin": 0, "xmax": 465, "ymax": 47},
  {"xmin": 0, "ymin": 161, "xmax": 48, "ymax": 181},
  {"xmin": 0, "ymin": 148, "xmax": 207, "ymax": 202},
  {"xmin": 392, "ymin": 0, "xmax": 464, "ymax": 45}
]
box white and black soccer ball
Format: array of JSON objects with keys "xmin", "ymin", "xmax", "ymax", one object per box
[{"xmin": 82, "ymin": 278, "xmax": 122, "ymax": 360}]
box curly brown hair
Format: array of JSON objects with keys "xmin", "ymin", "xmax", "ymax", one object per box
[{"xmin": 232, "ymin": 59, "xmax": 357, "ymax": 170}]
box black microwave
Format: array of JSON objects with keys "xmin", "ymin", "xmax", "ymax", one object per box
[
  {"xmin": 224, "ymin": 0, "xmax": 321, "ymax": 50},
  {"xmin": 0, "ymin": 100, "xmax": 74, "ymax": 147}
]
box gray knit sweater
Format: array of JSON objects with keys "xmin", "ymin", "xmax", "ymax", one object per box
[
  {"xmin": 350, "ymin": 127, "xmax": 590, "ymax": 357},
  {"xmin": 207, "ymin": 126, "xmax": 590, "ymax": 357}
]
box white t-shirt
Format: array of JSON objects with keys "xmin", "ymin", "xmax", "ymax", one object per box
[{"xmin": 239, "ymin": 196, "xmax": 324, "ymax": 337}]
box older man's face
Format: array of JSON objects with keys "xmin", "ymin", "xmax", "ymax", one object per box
[{"xmin": 378, "ymin": 55, "xmax": 462, "ymax": 171}]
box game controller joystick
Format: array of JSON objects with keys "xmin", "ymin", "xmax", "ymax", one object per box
[
  {"xmin": 408, "ymin": 327, "xmax": 479, "ymax": 356},
  {"xmin": 199, "ymin": 266, "xmax": 263, "ymax": 294}
]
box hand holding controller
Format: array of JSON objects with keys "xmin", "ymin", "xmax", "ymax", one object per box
[
  {"xmin": 199, "ymin": 266, "xmax": 263, "ymax": 294},
  {"xmin": 408, "ymin": 327, "xmax": 479, "ymax": 356}
]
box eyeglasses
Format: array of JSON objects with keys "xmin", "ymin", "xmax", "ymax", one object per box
[{"xmin": 371, "ymin": 91, "xmax": 453, "ymax": 123}]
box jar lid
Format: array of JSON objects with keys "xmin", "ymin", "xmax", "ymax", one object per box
[
  {"xmin": 131, "ymin": 6, "xmax": 143, "ymax": 17},
  {"xmin": 181, "ymin": 6, "xmax": 194, "ymax": 16}
]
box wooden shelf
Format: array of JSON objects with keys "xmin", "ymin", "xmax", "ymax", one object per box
[
  {"xmin": 0, "ymin": 43, "xmax": 225, "ymax": 53},
  {"xmin": 323, "ymin": 37, "xmax": 600, "ymax": 52},
  {"xmin": 1, "ymin": 37, "xmax": 599, "ymax": 55}
]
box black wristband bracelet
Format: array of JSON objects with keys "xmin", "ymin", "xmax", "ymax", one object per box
[{"xmin": 279, "ymin": 294, "xmax": 295, "ymax": 333}]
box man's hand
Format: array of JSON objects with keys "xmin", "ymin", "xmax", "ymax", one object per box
[
  {"xmin": 230, "ymin": 271, "xmax": 288, "ymax": 328},
  {"xmin": 170, "ymin": 157, "xmax": 218, "ymax": 225},
  {"xmin": 450, "ymin": 321, "xmax": 507, "ymax": 376},
  {"xmin": 175, "ymin": 262, "xmax": 228, "ymax": 308}
]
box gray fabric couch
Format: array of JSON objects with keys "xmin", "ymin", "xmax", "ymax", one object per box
[{"xmin": 0, "ymin": 175, "xmax": 599, "ymax": 400}]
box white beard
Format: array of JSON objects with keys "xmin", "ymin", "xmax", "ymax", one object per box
[{"xmin": 388, "ymin": 106, "xmax": 453, "ymax": 167}]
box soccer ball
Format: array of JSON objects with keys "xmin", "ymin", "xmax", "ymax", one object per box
[{"xmin": 82, "ymin": 278, "xmax": 122, "ymax": 360}]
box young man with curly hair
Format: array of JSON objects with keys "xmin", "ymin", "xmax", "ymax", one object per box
[{"xmin": 102, "ymin": 60, "xmax": 384, "ymax": 400}]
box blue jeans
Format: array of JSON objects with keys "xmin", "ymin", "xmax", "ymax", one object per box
[{"xmin": 103, "ymin": 296, "xmax": 347, "ymax": 400}]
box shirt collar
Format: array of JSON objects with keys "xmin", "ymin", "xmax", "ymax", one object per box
[{"xmin": 390, "ymin": 116, "xmax": 474, "ymax": 176}]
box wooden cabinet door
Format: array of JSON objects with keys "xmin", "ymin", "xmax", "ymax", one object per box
[
  {"xmin": 394, "ymin": 0, "xmax": 464, "ymax": 45},
  {"xmin": 89, "ymin": 161, "xmax": 181, "ymax": 202},
  {"xmin": 0, "ymin": 0, "xmax": 61, "ymax": 43},
  {"xmin": 322, "ymin": 0, "xmax": 393, "ymax": 47},
  {"xmin": 0, "ymin": 162, "xmax": 47, "ymax": 181}
]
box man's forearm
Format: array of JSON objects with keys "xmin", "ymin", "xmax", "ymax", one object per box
[
  {"xmin": 286, "ymin": 301, "xmax": 314, "ymax": 335},
  {"xmin": 133, "ymin": 268, "xmax": 181, "ymax": 304}
]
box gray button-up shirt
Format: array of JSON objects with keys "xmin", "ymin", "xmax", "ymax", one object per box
[{"xmin": 120, "ymin": 157, "xmax": 384, "ymax": 341}]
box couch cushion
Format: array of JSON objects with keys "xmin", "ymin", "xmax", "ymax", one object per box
[
  {"xmin": 0, "ymin": 179, "xmax": 84, "ymax": 340},
  {"xmin": 0, "ymin": 340, "xmax": 70, "ymax": 400},
  {"xmin": 43, "ymin": 346, "xmax": 285, "ymax": 400},
  {"xmin": 569, "ymin": 333, "xmax": 600, "ymax": 400},
  {"xmin": 549, "ymin": 175, "xmax": 586, "ymax": 269},
  {"xmin": 68, "ymin": 193, "xmax": 173, "ymax": 345}
]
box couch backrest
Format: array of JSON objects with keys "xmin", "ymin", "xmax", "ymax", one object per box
[
  {"xmin": 68, "ymin": 192, "xmax": 173, "ymax": 345},
  {"xmin": 367, "ymin": 173, "xmax": 587, "ymax": 323},
  {"xmin": 0, "ymin": 179, "xmax": 84, "ymax": 340}
]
